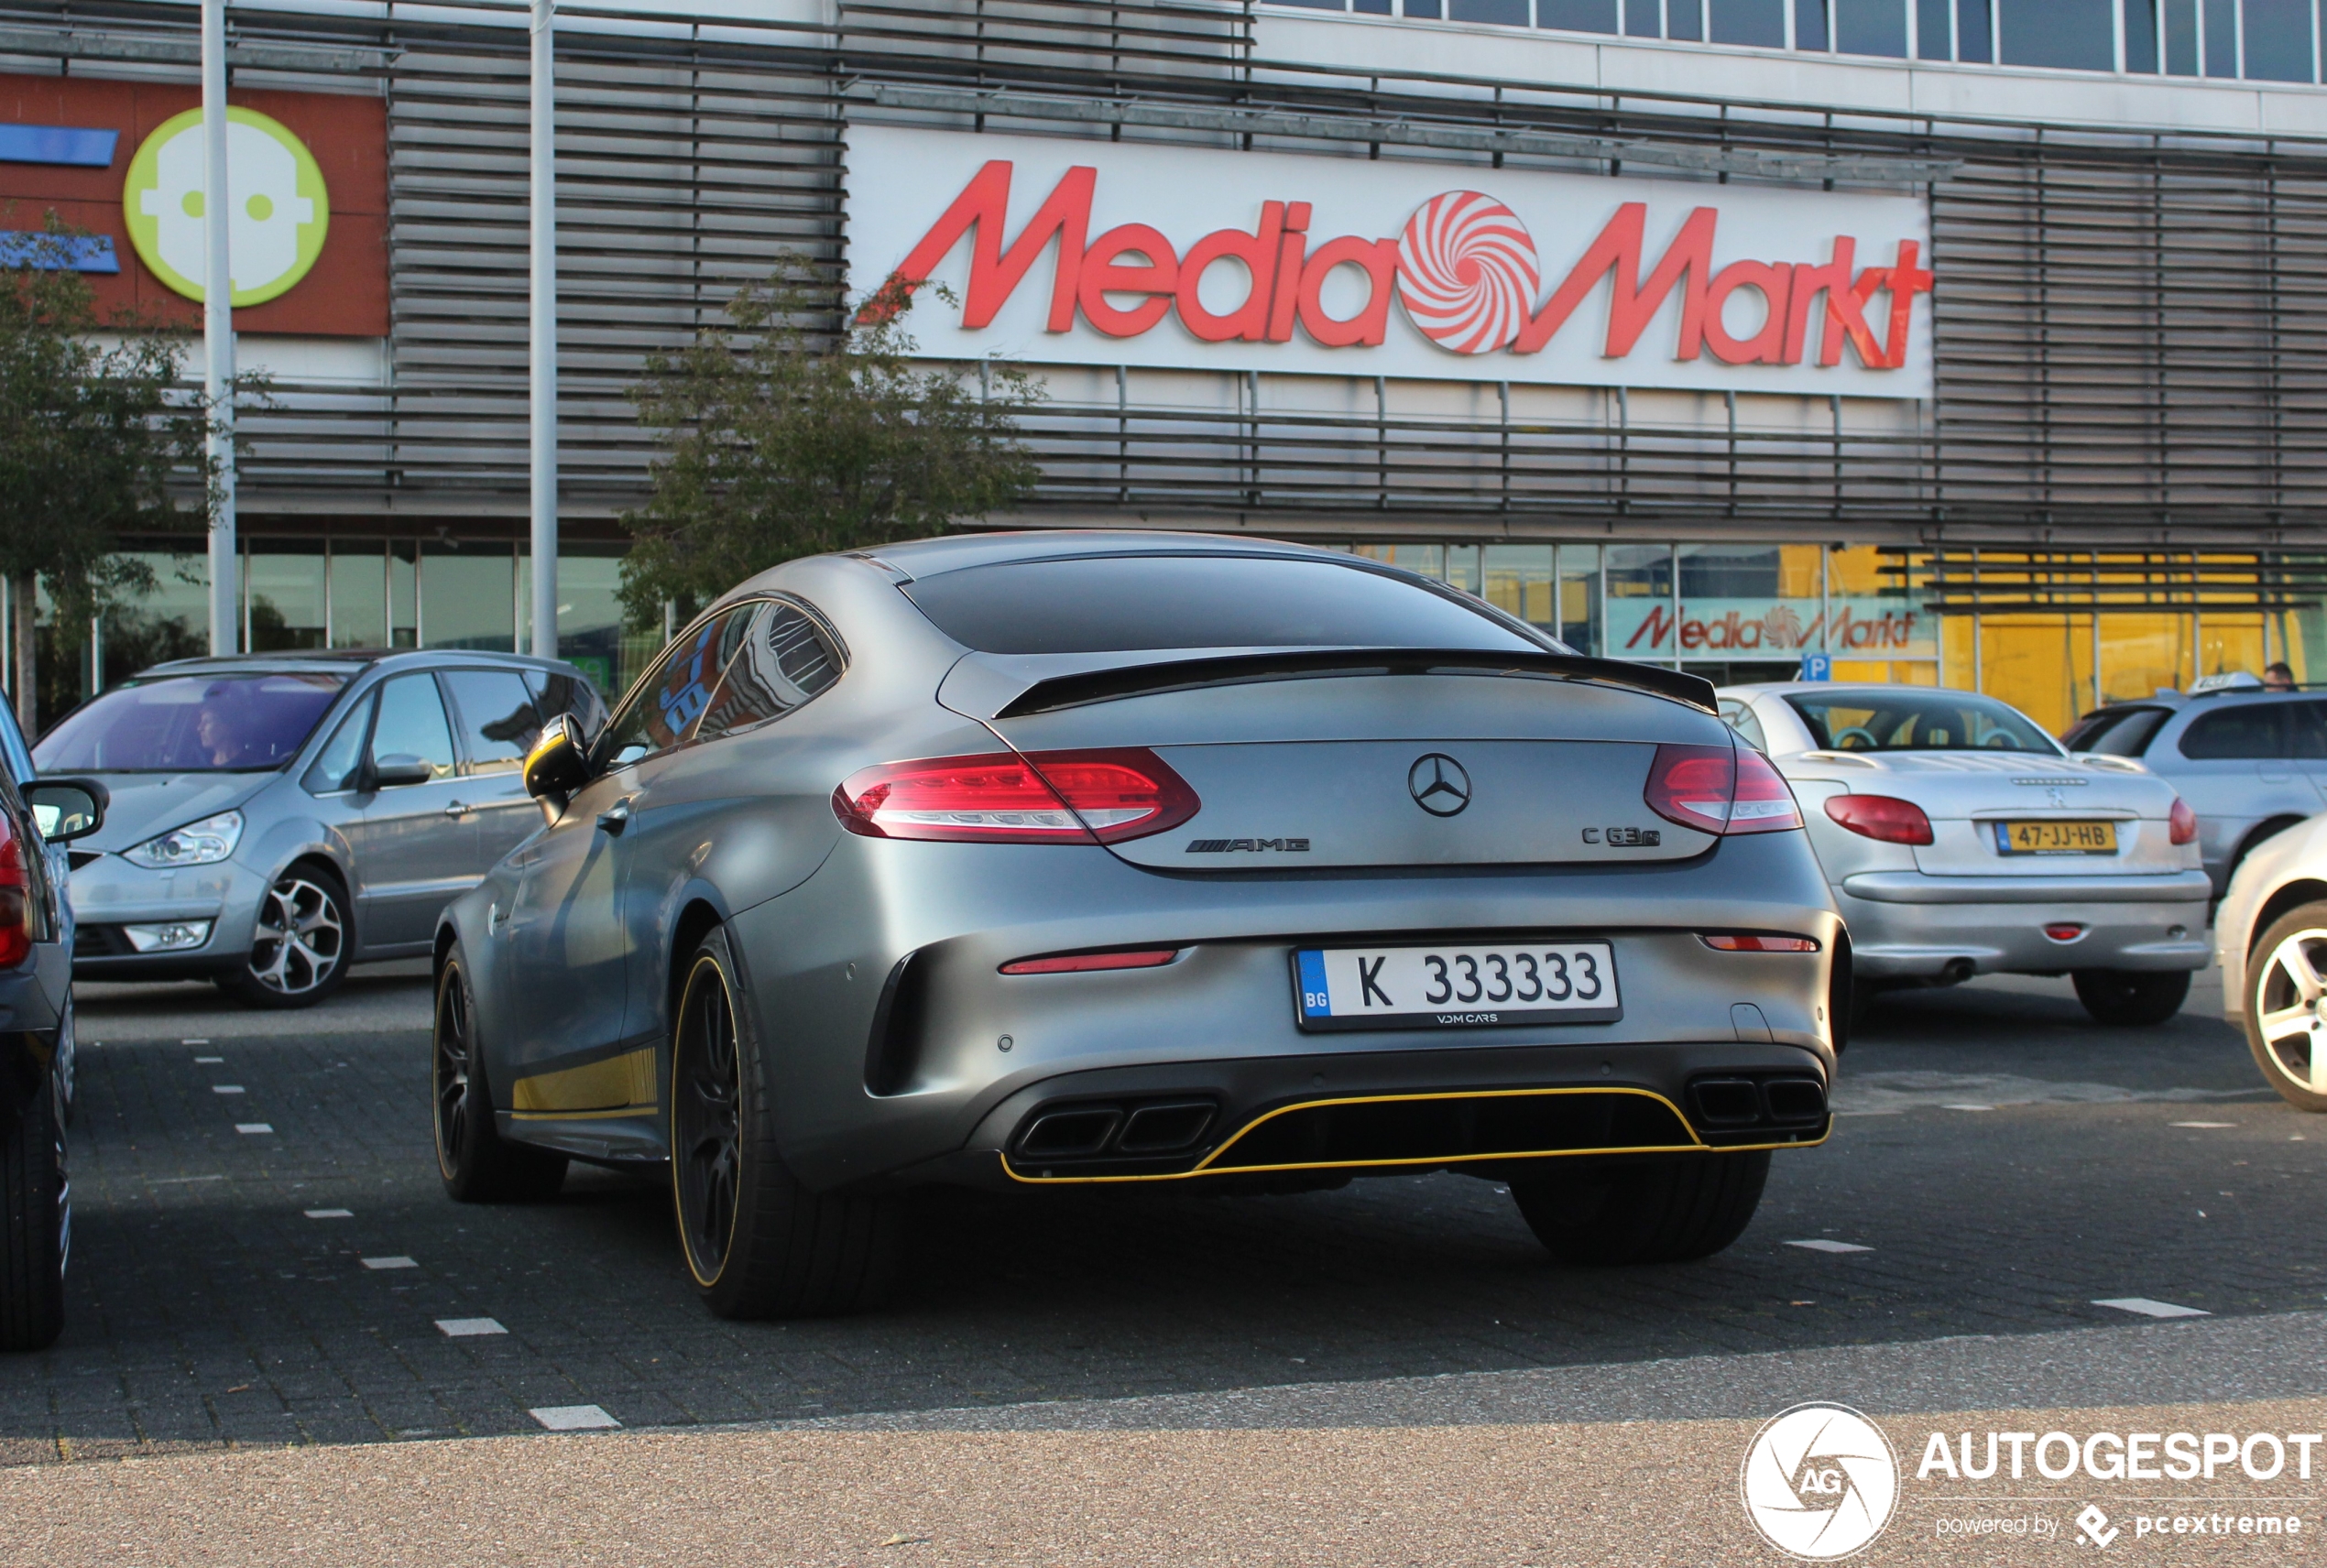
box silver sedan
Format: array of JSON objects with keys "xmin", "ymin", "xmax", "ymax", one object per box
[
  {"xmin": 1719, "ymin": 681, "xmax": 2211, "ymax": 1027},
  {"xmin": 438, "ymin": 532, "xmax": 1843, "ymax": 1320},
  {"xmin": 36, "ymin": 650, "xmax": 603, "ymax": 1007}
]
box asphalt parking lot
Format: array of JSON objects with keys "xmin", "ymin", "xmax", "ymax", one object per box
[{"xmin": 4, "ymin": 961, "xmax": 2313, "ymax": 1465}]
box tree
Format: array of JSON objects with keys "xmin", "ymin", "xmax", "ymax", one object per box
[
  {"xmin": 0, "ymin": 221, "xmax": 219, "ymax": 733},
  {"xmin": 618, "ymin": 267, "xmax": 1043, "ymax": 626}
]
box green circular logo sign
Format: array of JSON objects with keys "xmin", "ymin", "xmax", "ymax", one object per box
[{"xmin": 121, "ymin": 106, "xmax": 329, "ymax": 306}]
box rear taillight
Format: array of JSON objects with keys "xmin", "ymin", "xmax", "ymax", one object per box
[
  {"xmin": 0, "ymin": 815, "xmax": 27, "ymax": 969},
  {"xmin": 834, "ymin": 748, "xmax": 1198, "ymax": 844},
  {"xmin": 1644, "ymin": 745, "xmax": 1804, "ymax": 836},
  {"xmin": 2169, "ymin": 797, "xmax": 2199, "ymax": 845},
  {"xmin": 1823, "ymin": 793, "xmax": 1934, "ymax": 845}
]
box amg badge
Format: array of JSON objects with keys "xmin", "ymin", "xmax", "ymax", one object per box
[{"xmin": 1185, "ymin": 837, "xmax": 1311, "ymax": 854}]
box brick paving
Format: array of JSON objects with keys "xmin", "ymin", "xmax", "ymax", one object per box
[{"xmin": 2, "ymin": 966, "xmax": 2316, "ymax": 1464}]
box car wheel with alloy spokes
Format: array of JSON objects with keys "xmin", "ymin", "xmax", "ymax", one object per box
[
  {"xmin": 219, "ymin": 866, "xmax": 350, "ymax": 1009},
  {"xmin": 2245, "ymin": 902, "xmax": 2327, "ymax": 1112},
  {"xmin": 432, "ymin": 942, "xmax": 567, "ymax": 1202},
  {"xmin": 672, "ymin": 926, "xmax": 898, "ymax": 1319}
]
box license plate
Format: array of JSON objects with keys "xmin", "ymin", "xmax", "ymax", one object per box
[
  {"xmin": 1293, "ymin": 942, "xmax": 1621, "ymax": 1030},
  {"xmin": 1994, "ymin": 820, "xmax": 2118, "ymax": 855}
]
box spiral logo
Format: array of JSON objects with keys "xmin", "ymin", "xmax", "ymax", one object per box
[{"xmin": 1394, "ymin": 191, "xmax": 1541, "ymax": 355}]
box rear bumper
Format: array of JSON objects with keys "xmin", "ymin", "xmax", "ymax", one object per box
[
  {"xmin": 905, "ymin": 1039, "xmax": 1829, "ymax": 1190},
  {"xmin": 1836, "ymin": 875, "xmax": 2212, "ymax": 979}
]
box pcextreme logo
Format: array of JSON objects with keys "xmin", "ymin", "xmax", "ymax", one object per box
[
  {"xmin": 122, "ymin": 105, "xmax": 329, "ymax": 306},
  {"xmin": 1742, "ymin": 1402, "xmax": 1901, "ymax": 1560},
  {"xmin": 845, "ymin": 127, "xmax": 1934, "ymax": 397}
]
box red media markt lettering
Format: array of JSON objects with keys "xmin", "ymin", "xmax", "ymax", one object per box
[{"xmin": 869, "ymin": 159, "xmax": 1934, "ymax": 370}]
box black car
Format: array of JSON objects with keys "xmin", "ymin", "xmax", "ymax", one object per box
[{"xmin": 0, "ymin": 695, "xmax": 104, "ymax": 1351}]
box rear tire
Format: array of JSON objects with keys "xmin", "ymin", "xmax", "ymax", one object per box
[
  {"xmin": 671, "ymin": 926, "xmax": 897, "ymax": 1319},
  {"xmin": 219, "ymin": 865, "xmax": 351, "ymax": 1010},
  {"xmin": 0, "ymin": 1073, "xmax": 67, "ymax": 1351},
  {"xmin": 433, "ymin": 944, "xmax": 567, "ymax": 1203},
  {"xmin": 1509, "ymin": 1150, "xmax": 1769, "ymax": 1266},
  {"xmin": 2071, "ymin": 968, "xmax": 2190, "ymax": 1028},
  {"xmin": 2241, "ymin": 902, "xmax": 2327, "ymax": 1113}
]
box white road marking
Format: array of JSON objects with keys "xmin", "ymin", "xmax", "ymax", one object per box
[
  {"xmin": 2093, "ymin": 1297, "xmax": 2210, "ymax": 1319},
  {"xmin": 2170, "ymin": 1121, "xmax": 2237, "ymax": 1128},
  {"xmin": 304, "ymin": 1209, "xmax": 353, "ymax": 1219},
  {"xmin": 361, "ymin": 1257, "xmax": 417, "ymax": 1270},
  {"xmin": 436, "ymin": 1318, "xmax": 506, "ymax": 1337},
  {"xmin": 1943, "ymin": 1104, "xmax": 1996, "ymax": 1112},
  {"xmin": 1834, "ymin": 1071, "xmax": 2267, "ymax": 1116},
  {"xmin": 151, "ymin": 1174, "xmax": 224, "ymax": 1185},
  {"xmin": 530, "ymin": 1404, "xmax": 619, "ymax": 1432},
  {"xmin": 194, "ymin": 1056, "xmax": 223, "ymax": 1064},
  {"xmin": 1786, "ymin": 1239, "xmax": 1874, "ymax": 1254},
  {"xmin": 212, "ymin": 1085, "xmax": 245, "ymax": 1095},
  {"xmin": 180, "ymin": 1038, "xmax": 209, "ymax": 1046},
  {"xmin": 235, "ymin": 1123, "xmax": 273, "ymax": 1135}
]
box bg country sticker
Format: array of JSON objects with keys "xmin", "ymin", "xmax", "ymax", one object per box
[{"xmin": 1739, "ymin": 1403, "xmax": 2322, "ymax": 1557}]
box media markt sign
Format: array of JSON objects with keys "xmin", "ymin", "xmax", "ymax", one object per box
[{"xmin": 121, "ymin": 106, "xmax": 329, "ymax": 306}]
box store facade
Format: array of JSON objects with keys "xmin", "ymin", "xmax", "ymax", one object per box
[{"xmin": 5, "ymin": 0, "xmax": 2327, "ymax": 731}]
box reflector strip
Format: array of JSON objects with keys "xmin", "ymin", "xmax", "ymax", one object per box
[
  {"xmin": 1001, "ymin": 948, "xmax": 1182, "ymax": 975},
  {"xmin": 1699, "ymin": 934, "xmax": 1819, "ymax": 953}
]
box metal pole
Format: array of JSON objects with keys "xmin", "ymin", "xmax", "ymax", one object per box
[
  {"xmin": 202, "ymin": 0, "xmax": 236, "ymax": 657},
  {"xmin": 529, "ymin": 0, "xmax": 559, "ymax": 660}
]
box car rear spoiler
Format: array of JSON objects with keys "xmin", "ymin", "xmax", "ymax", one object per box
[{"xmin": 991, "ymin": 648, "xmax": 1718, "ymax": 719}]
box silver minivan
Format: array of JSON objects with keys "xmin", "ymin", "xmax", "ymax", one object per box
[{"xmin": 34, "ymin": 650, "xmax": 604, "ymax": 1007}]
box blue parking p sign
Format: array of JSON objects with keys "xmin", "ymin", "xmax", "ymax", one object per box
[{"xmin": 1797, "ymin": 651, "xmax": 1833, "ymax": 681}]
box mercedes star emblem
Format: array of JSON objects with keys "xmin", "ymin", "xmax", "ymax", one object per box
[{"xmin": 1408, "ymin": 753, "xmax": 1472, "ymax": 817}]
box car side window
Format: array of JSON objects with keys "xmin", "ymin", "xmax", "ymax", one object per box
[
  {"xmin": 368, "ymin": 675, "xmax": 458, "ymax": 781},
  {"xmin": 2294, "ymin": 702, "xmax": 2327, "ymax": 761},
  {"xmin": 2179, "ymin": 704, "xmax": 2287, "ymax": 760},
  {"xmin": 694, "ymin": 598, "xmax": 846, "ymax": 745},
  {"xmin": 442, "ymin": 670, "xmax": 543, "ymax": 776},
  {"xmin": 1719, "ymin": 700, "xmax": 1768, "ymax": 753},
  {"xmin": 302, "ymin": 691, "xmax": 377, "ymax": 794},
  {"xmin": 596, "ymin": 608, "xmax": 750, "ymax": 770}
]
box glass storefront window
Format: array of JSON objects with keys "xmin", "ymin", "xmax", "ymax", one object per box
[
  {"xmin": 329, "ymin": 544, "xmax": 386, "ymax": 649},
  {"xmin": 1483, "ymin": 545, "xmax": 1555, "ymax": 632},
  {"xmin": 390, "ymin": 541, "xmax": 419, "ymax": 648},
  {"xmin": 422, "ymin": 544, "xmax": 518, "ymax": 655},
  {"xmin": 1557, "ymin": 544, "xmax": 1602, "ymax": 655},
  {"xmin": 245, "ymin": 542, "xmax": 326, "ymax": 652}
]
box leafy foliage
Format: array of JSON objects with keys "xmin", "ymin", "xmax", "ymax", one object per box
[
  {"xmin": 618, "ymin": 268, "xmax": 1043, "ymax": 626},
  {"xmin": 0, "ymin": 222, "xmax": 220, "ymax": 626}
]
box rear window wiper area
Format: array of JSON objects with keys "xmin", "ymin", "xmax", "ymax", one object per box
[{"xmin": 991, "ymin": 648, "xmax": 1717, "ymax": 719}]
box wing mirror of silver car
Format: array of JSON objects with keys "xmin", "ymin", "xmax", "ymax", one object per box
[
  {"xmin": 524, "ymin": 713, "xmax": 593, "ymax": 810},
  {"xmin": 370, "ymin": 755, "xmax": 436, "ymax": 789},
  {"xmin": 22, "ymin": 779, "xmax": 106, "ymax": 843}
]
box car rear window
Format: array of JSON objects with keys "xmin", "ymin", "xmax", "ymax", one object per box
[
  {"xmin": 1784, "ymin": 691, "xmax": 2059, "ymax": 754},
  {"xmin": 2070, "ymin": 706, "xmax": 2171, "ymax": 757},
  {"xmin": 899, "ymin": 555, "xmax": 1543, "ymax": 656},
  {"xmin": 35, "ymin": 672, "xmax": 348, "ymax": 772}
]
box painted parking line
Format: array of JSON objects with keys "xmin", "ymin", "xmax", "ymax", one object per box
[
  {"xmin": 2170, "ymin": 1121, "xmax": 2238, "ymax": 1128},
  {"xmin": 180, "ymin": 1038, "xmax": 209, "ymax": 1046},
  {"xmin": 435, "ymin": 1318, "xmax": 507, "ymax": 1337},
  {"xmin": 235, "ymin": 1123, "xmax": 273, "ymax": 1135},
  {"xmin": 2093, "ymin": 1297, "xmax": 2211, "ymax": 1319},
  {"xmin": 212, "ymin": 1085, "xmax": 246, "ymax": 1095},
  {"xmin": 1786, "ymin": 1239, "xmax": 1874, "ymax": 1254},
  {"xmin": 194, "ymin": 1056, "xmax": 224, "ymax": 1064},
  {"xmin": 151, "ymin": 1174, "xmax": 224, "ymax": 1185},
  {"xmin": 361, "ymin": 1257, "xmax": 418, "ymax": 1270},
  {"xmin": 530, "ymin": 1405, "xmax": 619, "ymax": 1432},
  {"xmin": 1943, "ymin": 1104, "xmax": 1996, "ymax": 1112},
  {"xmin": 303, "ymin": 1209, "xmax": 353, "ymax": 1219}
]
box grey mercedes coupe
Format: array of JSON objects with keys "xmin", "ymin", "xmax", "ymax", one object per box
[{"xmin": 435, "ymin": 533, "xmax": 1843, "ymax": 1318}]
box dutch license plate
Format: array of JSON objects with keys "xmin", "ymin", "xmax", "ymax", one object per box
[
  {"xmin": 1995, "ymin": 820, "xmax": 2119, "ymax": 855},
  {"xmin": 1293, "ymin": 942, "xmax": 1621, "ymax": 1030}
]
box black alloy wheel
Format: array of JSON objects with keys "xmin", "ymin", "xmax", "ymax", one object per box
[
  {"xmin": 672, "ymin": 953, "xmax": 742, "ymax": 1288},
  {"xmin": 432, "ymin": 945, "xmax": 566, "ymax": 1203}
]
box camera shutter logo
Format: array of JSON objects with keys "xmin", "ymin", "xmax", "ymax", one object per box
[
  {"xmin": 122, "ymin": 106, "xmax": 330, "ymax": 306},
  {"xmin": 1740, "ymin": 1402, "xmax": 1899, "ymax": 1560}
]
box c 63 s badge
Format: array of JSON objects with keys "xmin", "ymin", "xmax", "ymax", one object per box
[
  {"xmin": 1186, "ymin": 837, "xmax": 1310, "ymax": 854},
  {"xmin": 1583, "ymin": 827, "xmax": 1662, "ymax": 846}
]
